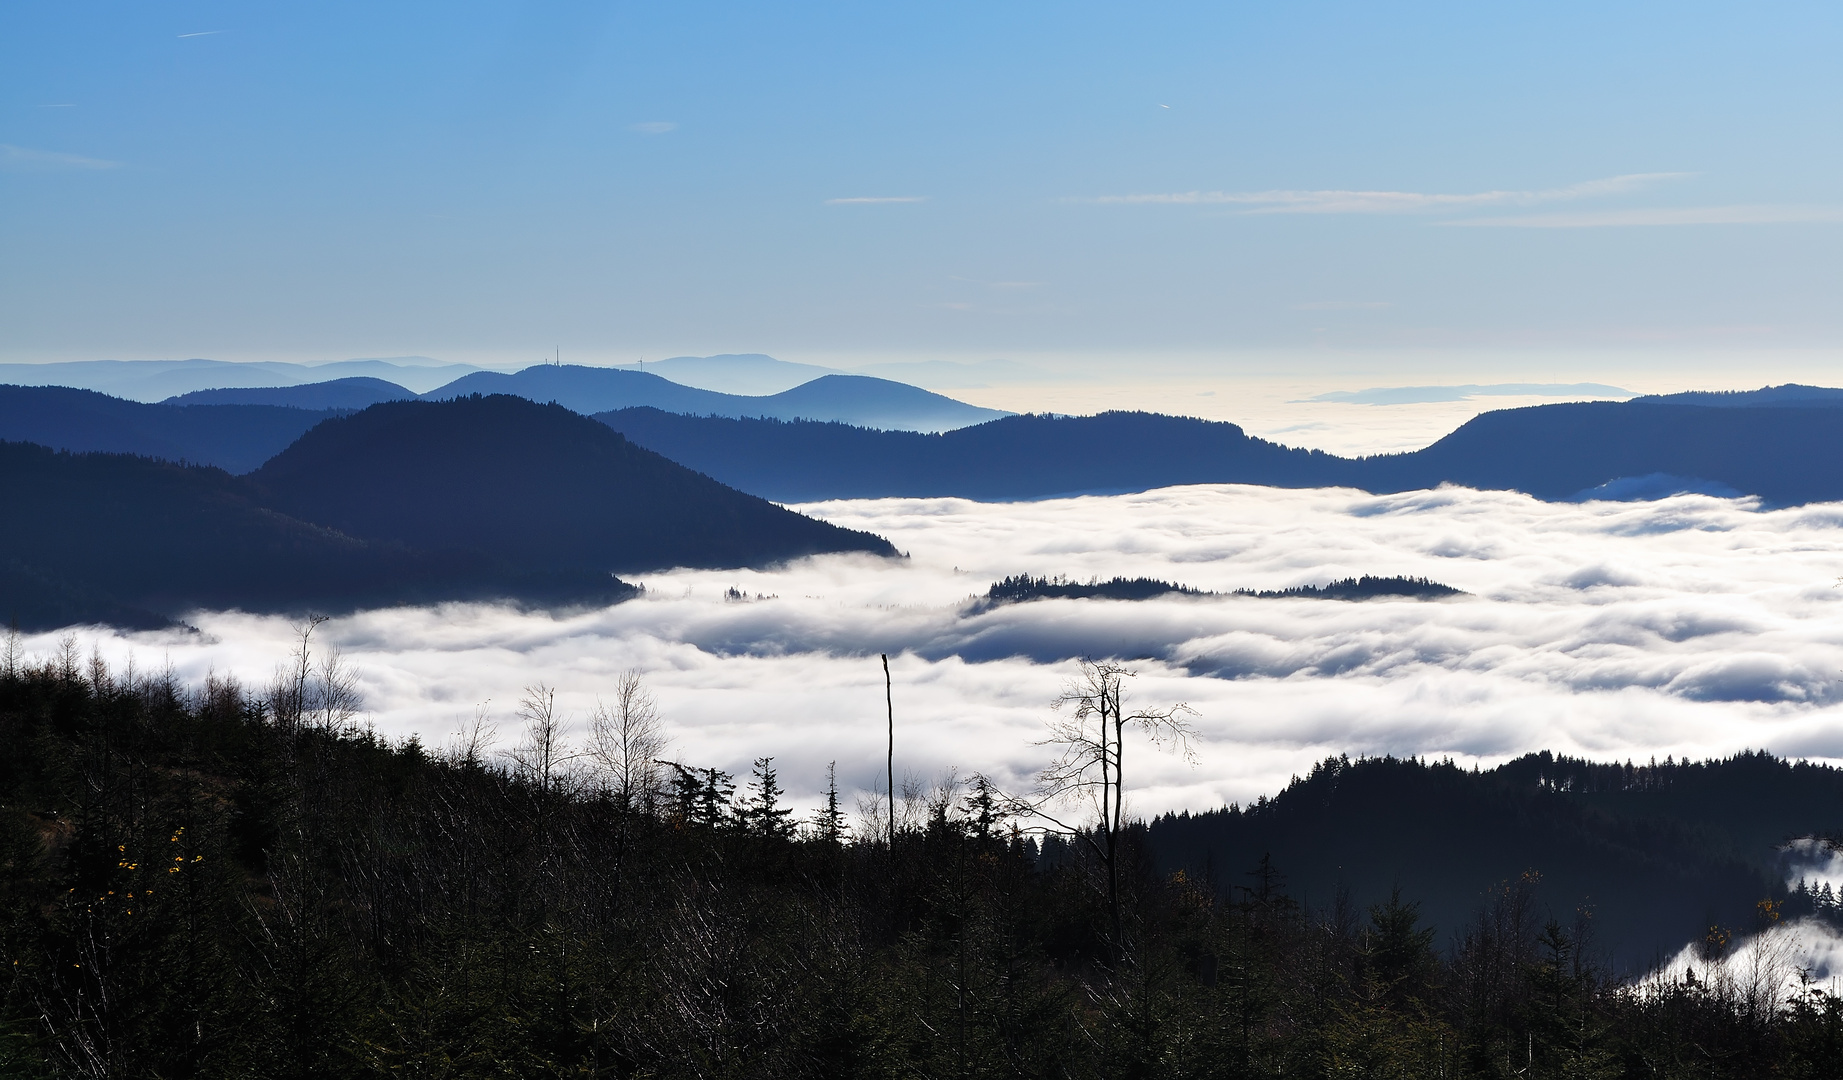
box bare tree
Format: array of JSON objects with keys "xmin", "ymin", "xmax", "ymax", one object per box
[
  {"xmin": 448, "ymin": 701, "xmax": 499, "ymax": 768},
  {"xmin": 310, "ymin": 643, "xmax": 362, "ymax": 735},
  {"xmin": 506, "ymin": 683, "xmax": 578, "ymax": 799},
  {"xmin": 1025, "ymin": 659, "xmax": 1196, "ymax": 951},
  {"xmin": 585, "ymin": 670, "xmax": 668, "ymax": 813},
  {"xmin": 267, "ymin": 616, "xmax": 328, "ymax": 740}
]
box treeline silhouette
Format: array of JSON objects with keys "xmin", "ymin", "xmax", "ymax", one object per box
[
  {"xmin": 2, "ymin": 645, "xmax": 1839, "ymax": 1077},
  {"xmin": 982, "ymin": 575, "xmax": 1208, "ymax": 605},
  {"xmin": 1233, "ymin": 575, "xmax": 1464, "ymax": 600}
]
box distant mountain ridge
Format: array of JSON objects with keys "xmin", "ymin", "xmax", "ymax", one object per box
[
  {"xmin": 0, "ymin": 357, "xmax": 477, "ymax": 399},
  {"xmin": 165, "ymin": 377, "xmax": 416, "ymax": 410},
  {"xmin": 599, "ymin": 396, "xmax": 1843, "ymax": 506},
  {"xmin": 425, "ymin": 365, "xmax": 1009, "ymax": 432}
]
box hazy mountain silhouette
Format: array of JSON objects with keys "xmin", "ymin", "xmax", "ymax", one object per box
[
  {"xmin": 426, "ymin": 364, "xmax": 1008, "ymax": 432},
  {"xmin": 639, "ymin": 353, "xmax": 843, "ymax": 395},
  {"xmin": 164, "ymin": 377, "xmax": 416, "ymax": 410},
  {"xmin": 0, "ymin": 441, "xmax": 629, "ymax": 631},
  {"xmin": 249, "ymin": 395, "xmax": 898, "ymax": 575},
  {"xmin": 1148, "ymin": 751, "xmax": 1843, "ymax": 968},
  {"xmin": 0, "ymin": 385, "xmax": 341, "ymax": 473},
  {"xmin": 602, "ymin": 397, "xmax": 1843, "ymax": 505}
]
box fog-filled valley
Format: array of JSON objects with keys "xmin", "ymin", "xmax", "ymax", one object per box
[{"xmin": 27, "ymin": 481, "xmax": 1843, "ymax": 813}]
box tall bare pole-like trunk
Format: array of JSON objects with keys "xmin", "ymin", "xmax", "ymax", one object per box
[{"xmin": 882, "ymin": 653, "xmax": 894, "ymax": 854}]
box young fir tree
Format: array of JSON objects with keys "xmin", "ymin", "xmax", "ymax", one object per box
[
  {"xmin": 813, "ymin": 760, "xmax": 848, "ymax": 843},
  {"xmin": 741, "ymin": 756, "xmax": 795, "ymax": 839}
]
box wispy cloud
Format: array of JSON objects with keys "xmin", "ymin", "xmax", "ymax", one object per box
[
  {"xmin": 630, "ymin": 121, "xmax": 677, "ymax": 134},
  {"xmin": 176, "ymin": 31, "xmax": 224, "ymax": 38},
  {"xmin": 0, "ymin": 144, "xmax": 120, "ymax": 172},
  {"xmin": 1444, "ymin": 204, "xmax": 1843, "ymax": 228},
  {"xmin": 1087, "ymin": 173, "xmax": 1687, "ymax": 214},
  {"xmin": 826, "ymin": 195, "xmax": 928, "ymax": 205}
]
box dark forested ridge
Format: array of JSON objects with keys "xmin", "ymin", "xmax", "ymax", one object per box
[
  {"xmin": 597, "ymin": 408, "xmax": 1352, "ymax": 501},
  {"xmin": 600, "ymin": 397, "xmax": 1843, "ymax": 505},
  {"xmin": 0, "ymin": 397, "xmax": 896, "ymax": 630},
  {"xmin": 0, "ymin": 385, "xmax": 341, "ymax": 473},
  {"xmin": 1150, "ymin": 752, "xmax": 1843, "ymax": 968},
  {"xmin": 0, "ymin": 441, "xmax": 633, "ymax": 631},
  {"xmin": 1, "ymin": 657, "xmax": 1838, "ymax": 1078},
  {"xmin": 249, "ymin": 395, "xmax": 897, "ymax": 575}
]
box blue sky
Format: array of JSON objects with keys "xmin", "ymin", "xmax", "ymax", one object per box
[{"xmin": 3, "ymin": 1, "xmax": 1841, "ymax": 370}]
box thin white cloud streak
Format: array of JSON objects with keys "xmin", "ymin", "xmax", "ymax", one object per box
[
  {"xmin": 1084, "ymin": 173, "xmax": 1686, "ymax": 213},
  {"xmin": 176, "ymin": 31, "xmax": 225, "ymax": 38},
  {"xmin": 25, "ymin": 485, "xmax": 1843, "ymax": 819},
  {"xmin": 825, "ymin": 196, "xmax": 928, "ymax": 205},
  {"xmin": 1443, "ymin": 205, "xmax": 1843, "ymax": 227},
  {"xmin": 0, "ymin": 144, "xmax": 120, "ymax": 172}
]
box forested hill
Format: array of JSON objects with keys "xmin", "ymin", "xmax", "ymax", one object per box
[
  {"xmin": 0, "ymin": 441, "xmax": 630, "ymax": 630},
  {"xmin": 249, "ymin": 394, "xmax": 898, "ymax": 574},
  {"xmin": 1147, "ymin": 752, "xmax": 1843, "ymax": 968}
]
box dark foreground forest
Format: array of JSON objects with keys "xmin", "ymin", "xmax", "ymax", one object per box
[{"xmin": 0, "ymin": 644, "xmax": 1839, "ymax": 1078}]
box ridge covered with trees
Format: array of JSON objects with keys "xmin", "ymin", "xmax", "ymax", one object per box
[
  {"xmin": 0, "ymin": 645, "xmax": 1837, "ymax": 1077},
  {"xmin": 0, "ymin": 396, "xmax": 895, "ymax": 630}
]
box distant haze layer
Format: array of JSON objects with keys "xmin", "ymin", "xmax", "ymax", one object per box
[{"xmin": 24, "ymin": 483, "xmax": 1843, "ymax": 817}]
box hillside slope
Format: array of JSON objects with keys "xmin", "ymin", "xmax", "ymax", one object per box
[{"xmin": 249, "ymin": 395, "xmax": 898, "ymax": 574}]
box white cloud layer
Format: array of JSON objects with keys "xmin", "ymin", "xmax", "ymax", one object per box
[{"xmin": 25, "ymin": 485, "xmax": 1843, "ymax": 820}]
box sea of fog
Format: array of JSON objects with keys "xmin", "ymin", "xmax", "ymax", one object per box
[{"xmin": 26, "ymin": 483, "xmax": 1843, "ymax": 822}]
